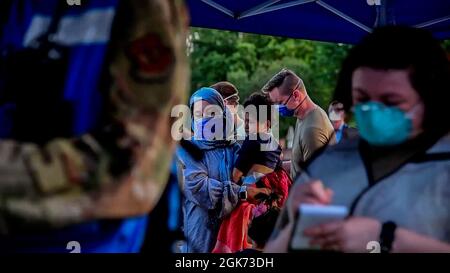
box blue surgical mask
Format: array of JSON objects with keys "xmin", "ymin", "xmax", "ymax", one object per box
[
  {"xmin": 354, "ymin": 101, "xmax": 415, "ymax": 146},
  {"xmin": 277, "ymin": 105, "xmax": 295, "ymax": 117},
  {"xmin": 277, "ymin": 83, "xmax": 307, "ymax": 117},
  {"xmin": 193, "ymin": 116, "xmax": 226, "ymax": 141},
  {"xmin": 193, "ymin": 117, "xmax": 214, "ymax": 140}
]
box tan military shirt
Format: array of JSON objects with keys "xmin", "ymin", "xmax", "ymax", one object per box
[{"xmin": 291, "ymin": 106, "xmax": 336, "ymax": 179}]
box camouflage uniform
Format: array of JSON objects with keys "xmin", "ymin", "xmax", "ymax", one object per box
[{"xmin": 0, "ymin": 0, "xmax": 189, "ymax": 235}]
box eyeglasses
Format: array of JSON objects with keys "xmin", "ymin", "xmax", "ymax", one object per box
[{"xmin": 282, "ymin": 80, "xmax": 302, "ymax": 105}]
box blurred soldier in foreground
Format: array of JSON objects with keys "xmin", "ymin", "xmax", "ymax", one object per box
[{"xmin": 0, "ymin": 0, "xmax": 189, "ymax": 252}]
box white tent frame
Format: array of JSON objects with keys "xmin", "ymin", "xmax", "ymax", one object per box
[{"xmin": 199, "ymin": 0, "xmax": 450, "ymax": 35}]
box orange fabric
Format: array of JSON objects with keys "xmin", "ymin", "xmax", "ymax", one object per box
[
  {"xmin": 212, "ymin": 168, "xmax": 292, "ymax": 253},
  {"xmin": 212, "ymin": 202, "xmax": 255, "ymax": 253}
]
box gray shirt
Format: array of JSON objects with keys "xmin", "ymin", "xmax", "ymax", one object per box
[{"xmin": 294, "ymin": 134, "xmax": 450, "ymax": 243}]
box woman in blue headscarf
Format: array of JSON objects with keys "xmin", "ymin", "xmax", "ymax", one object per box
[{"xmin": 176, "ymin": 87, "xmax": 268, "ymax": 253}]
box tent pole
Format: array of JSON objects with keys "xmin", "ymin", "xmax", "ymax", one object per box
[
  {"xmin": 200, "ymin": 0, "xmax": 235, "ymax": 18},
  {"xmin": 316, "ymin": 0, "xmax": 372, "ymax": 33},
  {"xmin": 415, "ymin": 15, "xmax": 450, "ymax": 28},
  {"xmin": 374, "ymin": 0, "xmax": 390, "ymax": 27},
  {"xmin": 237, "ymin": 0, "xmax": 315, "ymax": 19},
  {"xmin": 238, "ymin": 0, "xmax": 282, "ymax": 19},
  {"xmin": 379, "ymin": 0, "xmax": 388, "ymax": 26}
]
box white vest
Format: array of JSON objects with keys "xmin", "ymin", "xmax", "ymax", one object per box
[{"xmin": 297, "ymin": 134, "xmax": 450, "ymax": 242}]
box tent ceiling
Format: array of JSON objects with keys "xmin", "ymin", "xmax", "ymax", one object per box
[{"xmin": 187, "ymin": 0, "xmax": 450, "ymax": 43}]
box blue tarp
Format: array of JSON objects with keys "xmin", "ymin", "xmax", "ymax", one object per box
[{"xmin": 187, "ymin": 0, "xmax": 450, "ymax": 44}]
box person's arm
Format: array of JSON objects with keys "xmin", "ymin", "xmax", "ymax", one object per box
[
  {"xmin": 282, "ymin": 160, "xmax": 291, "ymax": 174},
  {"xmin": 233, "ymin": 165, "xmax": 275, "ymax": 183},
  {"xmin": 0, "ymin": 0, "xmax": 189, "ymax": 234},
  {"xmin": 301, "ymin": 126, "xmax": 331, "ymax": 162},
  {"xmin": 233, "ymin": 139, "xmax": 258, "ymax": 181},
  {"xmin": 301, "ymin": 217, "xmax": 450, "ymax": 253},
  {"xmin": 265, "ymin": 177, "xmax": 333, "ymax": 253},
  {"xmin": 392, "ymin": 228, "xmax": 450, "ymax": 253},
  {"xmin": 179, "ymin": 149, "xmax": 240, "ymax": 217},
  {"xmin": 232, "ymin": 168, "xmax": 244, "ymax": 183}
]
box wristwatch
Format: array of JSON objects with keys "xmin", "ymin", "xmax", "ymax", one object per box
[
  {"xmin": 379, "ymin": 221, "xmax": 397, "ymax": 253},
  {"xmin": 239, "ymin": 186, "xmax": 248, "ymax": 201}
]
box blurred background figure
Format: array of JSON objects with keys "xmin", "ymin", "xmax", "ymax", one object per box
[
  {"xmin": 0, "ymin": 0, "xmax": 189, "ymax": 253},
  {"xmin": 328, "ymin": 101, "xmax": 358, "ymax": 143},
  {"xmin": 140, "ymin": 157, "xmax": 184, "ymax": 253}
]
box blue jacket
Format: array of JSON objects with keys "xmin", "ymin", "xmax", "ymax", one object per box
[
  {"xmin": 176, "ymin": 141, "xmax": 241, "ymax": 253},
  {"xmin": 176, "ymin": 88, "xmax": 242, "ymax": 252}
]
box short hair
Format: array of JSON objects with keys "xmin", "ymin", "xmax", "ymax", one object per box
[
  {"xmin": 262, "ymin": 68, "xmax": 304, "ymax": 96},
  {"xmin": 210, "ymin": 81, "xmax": 239, "ymax": 99},
  {"xmin": 333, "ymin": 26, "xmax": 450, "ymax": 135},
  {"xmin": 243, "ymin": 92, "xmax": 273, "ymax": 123}
]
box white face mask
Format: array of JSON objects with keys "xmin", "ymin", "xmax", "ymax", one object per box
[
  {"xmin": 223, "ymin": 94, "xmax": 240, "ymax": 114},
  {"xmin": 329, "ymin": 111, "xmax": 342, "ymax": 122},
  {"xmin": 236, "ymin": 122, "xmax": 246, "ymax": 138},
  {"xmin": 242, "ymin": 172, "xmax": 265, "ymax": 185},
  {"xmin": 225, "ymin": 105, "xmax": 238, "ymax": 116},
  {"xmin": 223, "ymin": 94, "xmax": 240, "ymax": 103}
]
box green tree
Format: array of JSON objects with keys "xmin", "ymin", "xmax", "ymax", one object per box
[
  {"xmin": 189, "ymin": 28, "xmax": 450, "ymax": 137},
  {"xmin": 189, "ymin": 28, "xmax": 351, "ymax": 136}
]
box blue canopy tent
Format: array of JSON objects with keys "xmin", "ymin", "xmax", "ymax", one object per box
[{"xmin": 187, "ymin": 0, "xmax": 450, "ymax": 44}]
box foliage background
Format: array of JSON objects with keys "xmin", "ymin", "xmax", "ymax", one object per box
[{"xmin": 189, "ymin": 28, "xmax": 450, "ymax": 136}]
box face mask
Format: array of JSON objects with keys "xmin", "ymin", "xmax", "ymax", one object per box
[
  {"xmin": 223, "ymin": 94, "xmax": 240, "ymax": 114},
  {"xmin": 225, "ymin": 106, "xmax": 238, "ymax": 120},
  {"xmin": 277, "ymin": 104, "xmax": 295, "ymax": 117},
  {"xmin": 193, "ymin": 117, "xmax": 221, "ymax": 140},
  {"xmin": 223, "ymin": 94, "xmax": 240, "ymax": 104},
  {"xmin": 354, "ymin": 101, "xmax": 416, "ymax": 146},
  {"xmin": 328, "ymin": 111, "xmax": 342, "ymax": 122},
  {"xmin": 277, "ymin": 81, "xmax": 307, "ymax": 117},
  {"xmin": 226, "ymin": 105, "xmax": 238, "ymax": 115},
  {"xmin": 236, "ymin": 121, "xmax": 246, "ymax": 138}
]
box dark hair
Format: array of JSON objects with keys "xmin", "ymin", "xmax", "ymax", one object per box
[
  {"xmin": 333, "ymin": 26, "xmax": 450, "ymax": 135},
  {"xmin": 262, "ymin": 68, "xmax": 304, "ymax": 96},
  {"xmin": 243, "ymin": 92, "xmax": 273, "ymax": 123},
  {"xmin": 210, "ymin": 81, "xmax": 239, "ymax": 99},
  {"xmin": 248, "ymin": 207, "xmax": 280, "ymax": 248}
]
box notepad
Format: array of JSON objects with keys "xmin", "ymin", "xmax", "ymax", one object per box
[{"xmin": 290, "ymin": 204, "xmax": 349, "ymax": 250}]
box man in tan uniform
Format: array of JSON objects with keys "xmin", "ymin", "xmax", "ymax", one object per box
[{"xmin": 263, "ymin": 69, "xmax": 335, "ymax": 179}]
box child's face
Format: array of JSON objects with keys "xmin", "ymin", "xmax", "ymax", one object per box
[{"xmin": 247, "ymin": 115, "xmax": 268, "ymax": 135}]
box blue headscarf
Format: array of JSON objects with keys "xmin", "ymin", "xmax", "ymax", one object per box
[
  {"xmin": 189, "ymin": 87, "xmax": 225, "ymax": 113},
  {"xmin": 189, "ymin": 87, "xmax": 235, "ymax": 150}
]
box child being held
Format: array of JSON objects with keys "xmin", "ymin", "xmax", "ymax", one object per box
[
  {"xmin": 232, "ymin": 93, "xmax": 282, "ymax": 185},
  {"xmin": 213, "ymin": 93, "xmax": 292, "ymax": 253}
]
